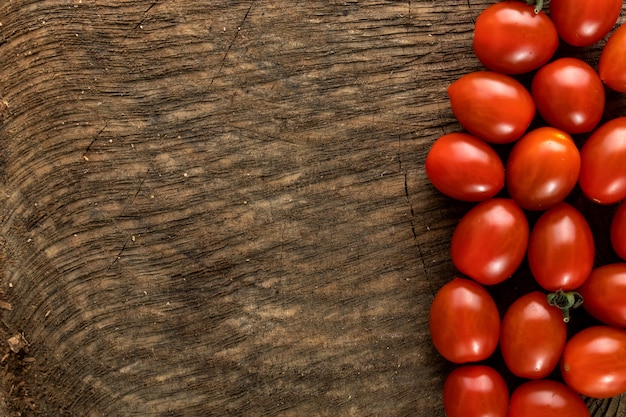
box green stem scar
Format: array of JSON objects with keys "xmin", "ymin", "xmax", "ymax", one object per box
[
  {"xmin": 526, "ymin": 0, "xmax": 544, "ymax": 14},
  {"xmin": 547, "ymin": 290, "xmax": 584, "ymax": 323}
]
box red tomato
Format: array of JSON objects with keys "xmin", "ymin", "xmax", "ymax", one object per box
[
  {"xmin": 549, "ymin": 0, "xmax": 622, "ymax": 47},
  {"xmin": 561, "ymin": 326, "xmax": 626, "ymax": 398},
  {"xmin": 531, "ymin": 57, "xmax": 605, "ymax": 134},
  {"xmin": 599, "ymin": 23, "xmax": 626, "ymax": 92},
  {"xmin": 527, "ymin": 202, "xmax": 595, "ymax": 291},
  {"xmin": 505, "ymin": 127, "xmax": 580, "ymax": 211},
  {"xmin": 448, "ymin": 71, "xmax": 535, "ymax": 144},
  {"xmin": 443, "ymin": 365, "xmax": 508, "ymax": 417},
  {"xmin": 425, "ymin": 133, "xmax": 504, "ymax": 202},
  {"xmin": 500, "ymin": 291, "xmax": 567, "ymax": 379},
  {"xmin": 450, "ymin": 198, "xmax": 529, "ymax": 285},
  {"xmin": 429, "ymin": 278, "xmax": 500, "ymax": 363},
  {"xmin": 508, "ymin": 380, "xmax": 590, "ymax": 417},
  {"xmin": 578, "ymin": 263, "xmax": 626, "ymax": 327},
  {"xmin": 611, "ymin": 202, "xmax": 626, "ymax": 260},
  {"xmin": 472, "ymin": 1, "xmax": 558, "ymax": 74},
  {"xmin": 579, "ymin": 117, "xmax": 626, "ymax": 204}
]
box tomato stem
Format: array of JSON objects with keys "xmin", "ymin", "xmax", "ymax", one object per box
[
  {"xmin": 525, "ymin": 0, "xmax": 544, "ymax": 14},
  {"xmin": 547, "ymin": 290, "xmax": 583, "ymax": 323}
]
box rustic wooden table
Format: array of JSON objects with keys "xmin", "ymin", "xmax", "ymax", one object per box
[{"xmin": 0, "ymin": 1, "xmax": 624, "ymax": 416}]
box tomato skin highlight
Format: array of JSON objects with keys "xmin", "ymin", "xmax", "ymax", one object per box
[
  {"xmin": 472, "ymin": 1, "xmax": 558, "ymax": 74},
  {"xmin": 443, "ymin": 365, "xmax": 509, "ymax": 417},
  {"xmin": 531, "ymin": 57, "xmax": 605, "ymax": 134},
  {"xmin": 579, "ymin": 116, "xmax": 626, "ymax": 204},
  {"xmin": 527, "ymin": 202, "xmax": 595, "ymax": 292},
  {"xmin": 425, "ymin": 133, "xmax": 504, "ymax": 202},
  {"xmin": 578, "ymin": 263, "xmax": 626, "ymax": 327},
  {"xmin": 429, "ymin": 278, "xmax": 500, "ymax": 364},
  {"xmin": 549, "ymin": 0, "xmax": 622, "ymax": 47},
  {"xmin": 450, "ymin": 198, "xmax": 529, "ymax": 285},
  {"xmin": 561, "ymin": 326, "xmax": 626, "ymax": 398},
  {"xmin": 611, "ymin": 202, "xmax": 626, "ymax": 260},
  {"xmin": 505, "ymin": 127, "xmax": 580, "ymax": 211},
  {"xmin": 448, "ymin": 71, "xmax": 535, "ymax": 144},
  {"xmin": 599, "ymin": 23, "xmax": 626, "ymax": 93},
  {"xmin": 500, "ymin": 291, "xmax": 567, "ymax": 379},
  {"xmin": 508, "ymin": 379, "xmax": 590, "ymax": 417}
]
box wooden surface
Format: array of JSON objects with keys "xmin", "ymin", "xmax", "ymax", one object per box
[{"xmin": 0, "ymin": 1, "xmax": 624, "ymax": 416}]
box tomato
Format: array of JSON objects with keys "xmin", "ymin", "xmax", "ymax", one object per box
[
  {"xmin": 448, "ymin": 71, "xmax": 535, "ymax": 144},
  {"xmin": 579, "ymin": 117, "xmax": 626, "ymax": 204},
  {"xmin": 531, "ymin": 57, "xmax": 605, "ymax": 134},
  {"xmin": 611, "ymin": 202, "xmax": 626, "ymax": 260},
  {"xmin": 500, "ymin": 291, "xmax": 567, "ymax": 379},
  {"xmin": 505, "ymin": 127, "xmax": 580, "ymax": 211},
  {"xmin": 527, "ymin": 202, "xmax": 595, "ymax": 292},
  {"xmin": 549, "ymin": 0, "xmax": 622, "ymax": 47},
  {"xmin": 599, "ymin": 23, "xmax": 626, "ymax": 92},
  {"xmin": 578, "ymin": 263, "xmax": 626, "ymax": 327},
  {"xmin": 429, "ymin": 278, "xmax": 500, "ymax": 363},
  {"xmin": 450, "ymin": 198, "xmax": 529, "ymax": 285},
  {"xmin": 443, "ymin": 365, "xmax": 508, "ymax": 417},
  {"xmin": 472, "ymin": 1, "xmax": 558, "ymax": 74},
  {"xmin": 508, "ymin": 380, "xmax": 590, "ymax": 417},
  {"xmin": 425, "ymin": 133, "xmax": 504, "ymax": 202},
  {"xmin": 561, "ymin": 326, "xmax": 626, "ymax": 398}
]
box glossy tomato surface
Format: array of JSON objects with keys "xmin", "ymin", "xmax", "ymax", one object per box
[
  {"xmin": 531, "ymin": 57, "xmax": 605, "ymax": 134},
  {"xmin": 599, "ymin": 23, "xmax": 626, "ymax": 92},
  {"xmin": 450, "ymin": 198, "xmax": 529, "ymax": 285},
  {"xmin": 443, "ymin": 365, "xmax": 508, "ymax": 417},
  {"xmin": 611, "ymin": 202, "xmax": 626, "ymax": 260},
  {"xmin": 578, "ymin": 263, "xmax": 626, "ymax": 327},
  {"xmin": 508, "ymin": 380, "xmax": 589, "ymax": 417},
  {"xmin": 561, "ymin": 326, "xmax": 626, "ymax": 398},
  {"xmin": 579, "ymin": 117, "xmax": 626, "ymax": 204},
  {"xmin": 506, "ymin": 127, "xmax": 580, "ymax": 211},
  {"xmin": 549, "ymin": 0, "xmax": 622, "ymax": 47},
  {"xmin": 425, "ymin": 133, "xmax": 504, "ymax": 202},
  {"xmin": 429, "ymin": 278, "xmax": 500, "ymax": 364},
  {"xmin": 448, "ymin": 71, "xmax": 535, "ymax": 144},
  {"xmin": 500, "ymin": 291, "xmax": 566, "ymax": 379},
  {"xmin": 527, "ymin": 202, "xmax": 595, "ymax": 291},
  {"xmin": 472, "ymin": 1, "xmax": 558, "ymax": 74}
]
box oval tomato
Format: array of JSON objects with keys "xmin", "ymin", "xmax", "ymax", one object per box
[
  {"xmin": 599, "ymin": 23, "xmax": 626, "ymax": 92},
  {"xmin": 448, "ymin": 71, "xmax": 535, "ymax": 144},
  {"xmin": 472, "ymin": 1, "xmax": 558, "ymax": 74},
  {"xmin": 443, "ymin": 365, "xmax": 508, "ymax": 417},
  {"xmin": 531, "ymin": 57, "xmax": 605, "ymax": 134},
  {"xmin": 527, "ymin": 202, "xmax": 595, "ymax": 291},
  {"xmin": 578, "ymin": 263, "xmax": 626, "ymax": 327},
  {"xmin": 450, "ymin": 198, "xmax": 529, "ymax": 285},
  {"xmin": 425, "ymin": 133, "xmax": 504, "ymax": 202},
  {"xmin": 508, "ymin": 380, "xmax": 589, "ymax": 417},
  {"xmin": 579, "ymin": 117, "xmax": 626, "ymax": 204},
  {"xmin": 549, "ymin": 0, "xmax": 622, "ymax": 47},
  {"xmin": 500, "ymin": 291, "xmax": 567, "ymax": 379},
  {"xmin": 429, "ymin": 278, "xmax": 500, "ymax": 363},
  {"xmin": 561, "ymin": 326, "xmax": 626, "ymax": 398},
  {"xmin": 506, "ymin": 127, "xmax": 580, "ymax": 211},
  {"xmin": 611, "ymin": 202, "xmax": 626, "ymax": 260}
]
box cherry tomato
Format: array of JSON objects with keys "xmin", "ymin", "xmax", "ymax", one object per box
[
  {"xmin": 579, "ymin": 117, "xmax": 626, "ymax": 204},
  {"xmin": 472, "ymin": 1, "xmax": 558, "ymax": 74},
  {"xmin": 500, "ymin": 291, "xmax": 567, "ymax": 379},
  {"xmin": 611, "ymin": 202, "xmax": 626, "ymax": 260},
  {"xmin": 448, "ymin": 71, "xmax": 535, "ymax": 144},
  {"xmin": 527, "ymin": 202, "xmax": 595, "ymax": 292},
  {"xmin": 450, "ymin": 198, "xmax": 529, "ymax": 285},
  {"xmin": 425, "ymin": 133, "xmax": 504, "ymax": 202},
  {"xmin": 578, "ymin": 263, "xmax": 626, "ymax": 327},
  {"xmin": 429, "ymin": 278, "xmax": 500, "ymax": 364},
  {"xmin": 561, "ymin": 326, "xmax": 626, "ymax": 398},
  {"xmin": 508, "ymin": 380, "xmax": 590, "ymax": 417},
  {"xmin": 506, "ymin": 127, "xmax": 580, "ymax": 211},
  {"xmin": 443, "ymin": 365, "xmax": 508, "ymax": 417},
  {"xmin": 599, "ymin": 23, "xmax": 626, "ymax": 92},
  {"xmin": 549, "ymin": 0, "xmax": 622, "ymax": 47},
  {"xmin": 531, "ymin": 57, "xmax": 605, "ymax": 134}
]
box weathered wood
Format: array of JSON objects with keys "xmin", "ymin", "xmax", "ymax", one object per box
[{"xmin": 0, "ymin": 0, "xmax": 624, "ymax": 416}]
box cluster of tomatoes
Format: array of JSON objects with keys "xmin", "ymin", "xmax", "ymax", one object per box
[{"xmin": 425, "ymin": 0, "xmax": 626, "ymax": 416}]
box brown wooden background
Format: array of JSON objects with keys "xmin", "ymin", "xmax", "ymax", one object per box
[{"xmin": 0, "ymin": 0, "xmax": 625, "ymax": 416}]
